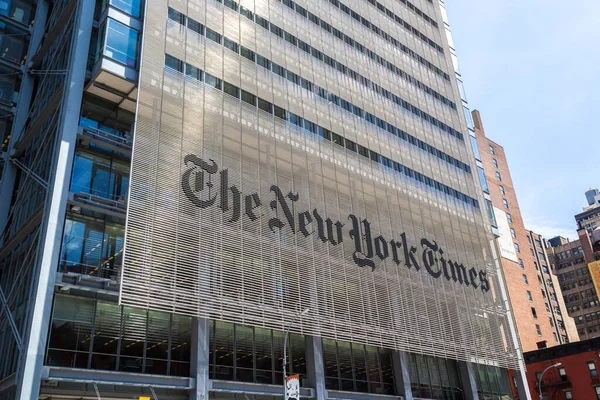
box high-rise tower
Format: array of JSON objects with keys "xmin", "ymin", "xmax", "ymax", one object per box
[{"xmin": 0, "ymin": 1, "xmax": 529, "ymax": 399}]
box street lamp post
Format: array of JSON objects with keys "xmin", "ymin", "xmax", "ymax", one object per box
[
  {"xmin": 538, "ymin": 362, "xmax": 561, "ymax": 400},
  {"xmin": 283, "ymin": 308, "xmax": 310, "ymax": 399}
]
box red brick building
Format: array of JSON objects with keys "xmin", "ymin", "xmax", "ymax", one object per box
[
  {"xmin": 473, "ymin": 110, "xmax": 575, "ymax": 352},
  {"xmin": 521, "ymin": 337, "xmax": 600, "ymax": 399}
]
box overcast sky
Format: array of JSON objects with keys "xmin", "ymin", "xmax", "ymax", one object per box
[{"xmin": 445, "ymin": 0, "xmax": 600, "ymax": 241}]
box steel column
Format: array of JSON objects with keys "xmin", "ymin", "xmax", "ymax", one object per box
[
  {"xmin": 190, "ymin": 317, "xmax": 210, "ymax": 400},
  {"xmin": 391, "ymin": 351, "xmax": 413, "ymax": 400},
  {"xmin": 305, "ymin": 336, "xmax": 327, "ymax": 400},
  {"xmin": 16, "ymin": 0, "xmax": 95, "ymax": 398},
  {"xmin": 458, "ymin": 362, "xmax": 479, "ymax": 400}
]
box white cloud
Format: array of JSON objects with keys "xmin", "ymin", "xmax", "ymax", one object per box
[{"xmin": 524, "ymin": 218, "xmax": 576, "ymax": 242}]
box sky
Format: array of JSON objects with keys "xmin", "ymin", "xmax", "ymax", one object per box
[{"xmin": 445, "ymin": 0, "xmax": 600, "ymax": 241}]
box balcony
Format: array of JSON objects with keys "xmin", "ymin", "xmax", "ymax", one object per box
[
  {"xmin": 77, "ymin": 124, "xmax": 132, "ymax": 156},
  {"xmin": 537, "ymin": 370, "xmax": 571, "ymax": 390}
]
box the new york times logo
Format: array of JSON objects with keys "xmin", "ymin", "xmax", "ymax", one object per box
[{"xmin": 181, "ymin": 154, "xmax": 490, "ymax": 293}]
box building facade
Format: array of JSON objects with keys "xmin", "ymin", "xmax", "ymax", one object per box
[
  {"xmin": 522, "ymin": 336, "xmax": 600, "ymax": 400},
  {"xmin": 472, "ymin": 110, "xmax": 574, "ymax": 351},
  {"xmin": 550, "ymin": 190, "xmax": 600, "ymax": 342},
  {"xmin": 0, "ymin": 0, "xmax": 528, "ymax": 400}
]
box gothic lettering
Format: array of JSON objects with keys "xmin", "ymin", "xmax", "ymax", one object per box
[{"xmin": 181, "ymin": 154, "xmax": 491, "ymax": 294}]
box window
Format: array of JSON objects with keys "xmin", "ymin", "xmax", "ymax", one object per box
[
  {"xmin": 185, "ymin": 63, "xmax": 202, "ymax": 80},
  {"xmin": 224, "ymin": 37, "xmax": 239, "ymax": 53},
  {"xmin": 323, "ymin": 338, "xmax": 395, "ymax": 394},
  {"xmin": 507, "ymin": 213, "xmax": 513, "ymax": 223},
  {"xmin": 108, "ymin": 0, "xmax": 142, "ymax": 17},
  {"xmin": 205, "ymin": 27, "xmax": 222, "ymax": 44},
  {"xmin": 489, "ymin": 145, "xmax": 495, "ymax": 154},
  {"xmin": 496, "ymin": 171, "xmax": 502, "ymax": 181},
  {"xmin": 477, "ymin": 167, "xmax": 489, "ymax": 193},
  {"xmin": 565, "ymin": 390, "xmax": 572, "ymax": 399},
  {"xmin": 527, "ymin": 291, "xmax": 533, "ymax": 302},
  {"xmin": 535, "ymin": 324, "xmax": 542, "ymax": 336},
  {"xmin": 503, "ymin": 199, "xmax": 509, "ymax": 209},
  {"xmin": 165, "ymin": 54, "xmax": 183, "ymax": 72},
  {"xmin": 493, "ymin": 158, "xmax": 498, "ymax": 168},
  {"xmin": 101, "ymin": 18, "xmax": 139, "ymax": 67},
  {"xmin": 523, "ymin": 274, "xmax": 529, "ymax": 285},
  {"xmin": 519, "ymin": 259, "xmax": 524, "ymax": 269},
  {"xmin": 559, "ymin": 367, "xmax": 566, "ymax": 380},
  {"xmin": 223, "ymin": 81, "xmax": 239, "ymax": 98},
  {"xmin": 588, "ymin": 361, "xmax": 598, "ymax": 377},
  {"xmin": 204, "ymin": 73, "xmax": 222, "ymax": 89},
  {"xmin": 531, "ymin": 307, "xmax": 537, "ymax": 319},
  {"xmin": 168, "ymin": 7, "xmax": 185, "ymax": 24},
  {"xmin": 407, "ymin": 353, "xmax": 463, "ymax": 398},
  {"xmin": 240, "ymin": 46, "xmax": 255, "ymax": 62},
  {"xmin": 241, "ymin": 89, "xmax": 256, "ymax": 106},
  {"xmin": 511, "ymin": 228, "xmax": 516, "ymax": 238},
  {"xmin": 47, "ymin": 295, "xmax": 191, "ymax": 375},
  {"xmin": 596, "ymin": 386, "xmax": 600, "ymax": 400},
  {"xmin": 499, "ymin": 185, "xmax": 505, "ymax": 195},
  {"xmin": 515, "ymin": 243, "xmax": 520, "ymax": 253}
]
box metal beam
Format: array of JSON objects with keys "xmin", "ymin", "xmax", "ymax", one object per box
[
  {"xmin": 0, "ymin": 285, "xmax": 22, "ymax": 351},
  {"xmin": 211, "ymin": 380, "xmax": 314, "ymax": 398},
  {"xmin": 327, "ymin": 390, "xmax": 401, "ymax": 400},
  {"xmin": 0, "ymin": 373, "xmax": 16, "ymax": 395},
  {"xmin": 0, "ymin": 205, "xmax": 42, "ymax": 260},
  {"xmin": 42, "ymin": 366, "xmax": 194, "ymax": 389},
  {"xmin": 10, "ymin": 158, "xmax": 48, "ymax": 189},
  {"xmin": 29, "ymin": 0, "xmax": 77, "ymax": 68}
]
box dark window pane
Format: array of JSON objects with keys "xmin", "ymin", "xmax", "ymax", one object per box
[
  {"xmin": 223, "ymin": 37, "xmax": 239, "ymax": 53},
  {"xmin": 274, "ymin": 105, "xmax": 286, "ymax": 120},
  {"xmin": 185, "ymin": 63, "xmax": 202, "ymax": 80},
  {"xmin": 188, "ymin": 18, "xmax": 204, "ymax": 35},
  {"xmin": 257, "ymin": 98, "xmax": 272, "ymax": 113},
  {"xmin": 241, "ymin": 89, "xmax": 256, "ymax": 105},
  {"xmin": 223, "ymin": 81, "xmax": 239, "ymax": 98},
  {"xmin": 256, "ymin": 54, "xmax": 270, "ymax": 69},
  {"xmin": 205, "ymin": 27, "xmax": 222, "ymax": 43},
  {"xmin": 240, "ymin": 46, "xmax": 255, "ymax": 62},
  {"xmin": 165, "ymin": 54, "xmax": 183, "ymax": 72},
  {"xmin": 240, "ymin": 5, "xmax": 253, "ymax": 19},
  {"xmin": 224, "ymin": 0, "xmax": 238, "ymax": 11},
  {"xmin": 168, "ymin": 7, "xmax": 185, "ymax": 24},
  {"xmin": 204, "ymin": 73, "xmax": 222, "ymax": 89}
]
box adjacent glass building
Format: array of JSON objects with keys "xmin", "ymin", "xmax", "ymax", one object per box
[{"xmin": 0, "ymin": 0, "xmax": 530, "ymax": 399}]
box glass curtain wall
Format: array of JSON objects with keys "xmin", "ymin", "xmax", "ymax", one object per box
[
  {"xmin": 46, "ymin": 295, "xmax": 192, "ymax": 375},
  {"xmin": 70, "ymin": 149, "xmax": 130, "ymax": 201},
  {"xmin": 59, "ymin": 213, "xmax": 125, "ymax": 279},
  {"xmin": 209, "ymin": 321, "xmax": 306, "ymax": 385},
  {"xmin": 322, "ymin": 338, "xmax": 395, "ymax": 395},
  {"xmin": 95, "ymin": 17, "xmax": 139, "ymax": 68},
  {"xmin": 474, "ymin": 364, "xmax": 513, "ymax": 400},
  {"xmin": 407, "ymin": 353, "xmax": 463, "ymax": 400}
]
